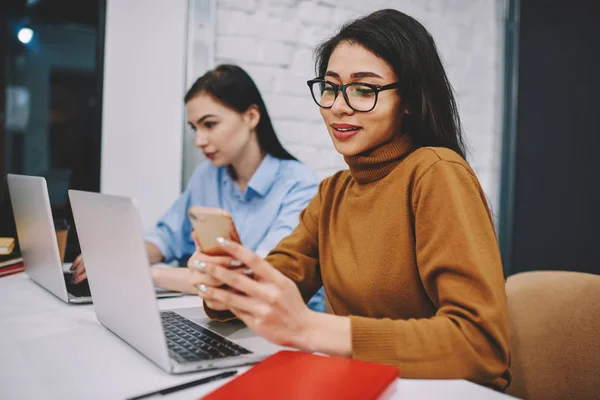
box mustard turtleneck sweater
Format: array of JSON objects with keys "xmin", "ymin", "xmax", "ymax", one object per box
[{"xmin": 209, "ymin": 134, "xmax": 511, "ymax": 390}]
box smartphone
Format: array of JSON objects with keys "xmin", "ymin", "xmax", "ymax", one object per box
[{"xmin": 188, "ymin": 206, "xmax": 241, "ymax": 256}]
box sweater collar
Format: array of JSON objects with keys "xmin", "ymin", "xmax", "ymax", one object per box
[{"xmin": 344, "ymin": 134, "xmax": 415, "ymax": 184}]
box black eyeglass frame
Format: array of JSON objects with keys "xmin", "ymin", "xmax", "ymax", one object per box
[{"xmin": 306, "ymin": 78, "xmax": 401, "ymax": 112}]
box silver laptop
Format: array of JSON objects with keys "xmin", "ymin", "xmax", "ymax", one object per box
[
  {"xmin": 7, "ymin": 174, "xmax": 93, "ymax": 304},
  {"xmin": 69, "ymin": 190, "xmax": 278, "ymax": 373}
]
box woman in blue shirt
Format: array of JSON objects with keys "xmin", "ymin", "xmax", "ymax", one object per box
[{"xmin": 71, "ymin": 64, "xmax": 324, "ymax": 310}]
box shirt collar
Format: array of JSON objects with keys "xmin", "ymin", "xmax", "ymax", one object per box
[{"xmin": 246, "ymin": 154, "xmax": 281, "ymax": 197}]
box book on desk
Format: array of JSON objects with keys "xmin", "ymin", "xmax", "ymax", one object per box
[
  {"xmin": 0, "ymin": 242, "xmax": 24, "ymax": 277},
  {"xmin": 0, "ymin": 237, "xmax": 15, "ymax": 254},
  {"xmin": 202, "ymin": 350, "xmax": 399, "ymax": 400},
  {"xmin": 0, "ymin": 260, "xmax": 24, "ymax": 277}
]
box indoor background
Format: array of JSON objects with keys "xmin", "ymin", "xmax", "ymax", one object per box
[{"xmin": 1, "ymin": 0, "xmax": 598, "ymax": 276}]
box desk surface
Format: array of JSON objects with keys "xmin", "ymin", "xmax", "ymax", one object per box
[{"xmin": 0, "ymin": 273, "xmax": 517, "ymax": 399}]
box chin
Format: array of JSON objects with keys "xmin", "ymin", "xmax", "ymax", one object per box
[
  {"xmin": 207, "ymin": 158, "xmax": 226, "ymax": 167},
  {"xmin": 331, "ymin": 138, "xmax": 370, "ymax": 157}
]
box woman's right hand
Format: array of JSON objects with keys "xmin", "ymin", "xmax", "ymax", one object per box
[
  {"xmin": 187, "ymin": 232, "xmax": 248, "ymax": 311},
  {"xmin": 187, "ymin": 249, "xmax": 248, "ymax": 311}
]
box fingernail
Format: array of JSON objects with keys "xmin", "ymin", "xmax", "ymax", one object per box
[
  {"xmin": 216, "ymin": 237, "xmax": 230, "ymax": 247},
  {"xmin": 197, "ymin": 284, "xmax": 207, "ymax": 294},
  {"xmin": 191, "ymin": 260, "xmax": 207, "ymax": 271},
  {"xmin": 230, "ymin": 259, "xmax": 242, "ymax": 267},
  {"xmin": 243, "ymin": 268, "xmax": 253, "ymax": 275}
]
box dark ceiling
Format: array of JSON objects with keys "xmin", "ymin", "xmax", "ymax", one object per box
[{"xmin": 3, "ymin": 0, "xmax": 100, "ymax": 27}]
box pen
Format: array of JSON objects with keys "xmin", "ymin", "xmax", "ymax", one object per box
[{"xmin": 127, "ymin": 370, "xmax": 238, "ymax": 399}]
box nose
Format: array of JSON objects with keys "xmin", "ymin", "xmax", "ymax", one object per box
[
  {"xmin": 195, "ymin": 131, "xmax": 209, "ymax": 148},
  {"xmin": 330, "ymin": 90, "xmax": 354, "ymax": 116}
]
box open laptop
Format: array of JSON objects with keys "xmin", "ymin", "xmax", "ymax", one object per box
[
  {"xmin": 7, "ymin": 174, "xmax": 93, "ymax": 304},
  {"xmin": 69, "ymin": 190, "xmax": 278, "ymax": 373},
  {"xmin": 7, "ymin": 174, "xmax": 182, "ymax": 304}
]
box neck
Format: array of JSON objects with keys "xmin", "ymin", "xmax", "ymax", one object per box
[
  {"xmin": 230, "ymin": 136, "xmax": 265, "ymax": 192},
  {"xmin": 344, "ymin": 133, "xmax": 415, "ymax": 184}
]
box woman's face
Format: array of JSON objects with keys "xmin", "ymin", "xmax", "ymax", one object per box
[
  {"xmin": 319, "ymin": 41, "xmax": 406, "ymax": 156},
  {"xmin": 186, "ymin": 93, "xmax": 259, "ymax": 167}
]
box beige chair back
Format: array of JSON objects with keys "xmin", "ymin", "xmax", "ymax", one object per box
[{"xmin": 506, "ymin": 270, "xmax": 600, "ymax": 400}]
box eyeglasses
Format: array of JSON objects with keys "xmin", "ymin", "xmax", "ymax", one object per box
[{"xmin": 307, "ymin": 78, "xmax": 400, "ymax": 112}]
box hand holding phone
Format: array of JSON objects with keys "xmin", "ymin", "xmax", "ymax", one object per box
[{"xmin": 188, "ymin": 207, "xmax": 241, "ymax": 256}]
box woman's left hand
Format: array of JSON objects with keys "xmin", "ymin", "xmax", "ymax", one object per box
[{"xmin": 191, "ymin": 237, "xmax": 315, "ymax": 350}]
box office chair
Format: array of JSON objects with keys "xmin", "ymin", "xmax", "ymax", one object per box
[{"xmin": 505, "ymin": 270, "xmax": 600, "ymax": 400}]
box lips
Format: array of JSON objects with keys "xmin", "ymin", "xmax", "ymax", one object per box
[
  {"xmin": 331, "ymin": 123, "xmax": 361, "ymax": 140},
  {"xmin": 204, "ymin": 151, "xmax": 217, "ymax": 160}
]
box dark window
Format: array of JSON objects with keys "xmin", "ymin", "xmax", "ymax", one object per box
[{"xmin": 0, "ymin": 0, "xmax": 105, "ymax": 261}]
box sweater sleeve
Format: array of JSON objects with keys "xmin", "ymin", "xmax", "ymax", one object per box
[
  {"xmin": 264, "ymin": 181, "xmax": 322, "ymax": 303},
  {"xmin": 204, "ymin": 181, "xmax": 322, "ymax": 320},
  {"xmin": 350, "ymin": 160, "xmax": 511, "ymax": 390}
]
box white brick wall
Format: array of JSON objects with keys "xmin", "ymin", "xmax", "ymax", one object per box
[{"xmin": 211, "ymin": 0, "xmax": 505, "ymax": 213}]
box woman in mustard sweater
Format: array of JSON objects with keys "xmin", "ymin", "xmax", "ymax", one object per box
[{"xmin": 187, "ymin": 9, "xmax": 511, "ymax": 390}]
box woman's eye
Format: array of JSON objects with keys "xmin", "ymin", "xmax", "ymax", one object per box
[
  {"xmin": 189, "ymin": 125, "xmax": 196, "ymax": 132},
  {"xmin": 204, "ymin": 121, "xmax": 216, "ymax": 129},
  {"xmin": 354, "ymin": 87, "xmax": 375, "ymax": 96}
]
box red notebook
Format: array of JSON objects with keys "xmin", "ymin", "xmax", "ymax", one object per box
[
  {"xmin": 202, "ymin": 351, "xmax": 399, "ymax": 400},
  {"xmin": 0, "ymin": 261, "xmax": 24, "ymax": 278}
]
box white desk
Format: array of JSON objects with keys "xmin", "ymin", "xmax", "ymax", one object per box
[{"xmin": 0, "ymin": 273, "xmax": 517, "ymax": 399}]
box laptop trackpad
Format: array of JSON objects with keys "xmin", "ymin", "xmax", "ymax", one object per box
[{"xmin": 172, "ymin": 307, "xmax": 247, "ymax": 337}]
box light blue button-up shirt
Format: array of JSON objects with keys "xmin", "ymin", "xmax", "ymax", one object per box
[{"xmin": 145, "ymin": 154, "xmax": 325, "ymax": 311}]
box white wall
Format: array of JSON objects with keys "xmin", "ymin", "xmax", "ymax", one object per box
[
  {"xmin": 212, "ymin": 0, "xmax": 505, "ymax": 213},
  {"xmin": 101, "ymin": 0, "xmax": 188, "ymax": 230},
  {"xmin": 182, "ymin": 0, "xmax": 216, "ymax": 185},
  {"xmin": 102, "ymin": 0, "xmax": 506, "ymax": 229}
]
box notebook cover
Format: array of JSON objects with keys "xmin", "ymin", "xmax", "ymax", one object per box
[
  {"xmin": 0, "ymin": 256, "xmax": 23, "ymax": 269},
  {"xmin": 0, "ymin": 237, "xmax": 15, "ymax": 255},
  {"xmin": 202, "ymin": 351, "xmax": 398, "ymax": 400},
  {"xmin": 0, "ymin": 262, "xmax": 24, "ymax": 277},
  {"xmin": 0, "ymin": 237, "xmax": 14, "ymax": 247}
]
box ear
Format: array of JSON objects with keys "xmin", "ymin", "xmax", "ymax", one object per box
[
  {"xmin": 399, "ymin": 98, "xmax": 410, "ymax": 116},
  {"xmin": 244, "ymin": 104, "xmax": 261, "ymax": 131}
]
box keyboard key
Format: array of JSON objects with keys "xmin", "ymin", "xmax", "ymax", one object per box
[
  {"xmin": 160, "ymin": 311, "xmax": 251, "ymax": 363},
  {"xmin": 193, "ymin": 348, "xmax": 213, "ymax": 359}
]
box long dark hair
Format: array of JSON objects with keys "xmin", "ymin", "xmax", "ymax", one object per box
[
  {"xmin": 315, "ymin": 9, "xmax": 466, "ymax": 159},
  {"xmin": 184, "ymin": 64, "xmax": 296, "ymax": 160}
]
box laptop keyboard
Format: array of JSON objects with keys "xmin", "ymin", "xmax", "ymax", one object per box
[
  {"xmin": 160, "ymin": 311, "xmax": 251, "ymax": 363},
  {"xmin": 63, "ymin": 273, "xmax": 92, "ymax": 297}
]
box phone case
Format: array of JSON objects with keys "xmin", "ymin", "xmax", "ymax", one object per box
[{"xmin": 188, "ymin": 207, "xmax": 241, "ymax": 256}]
